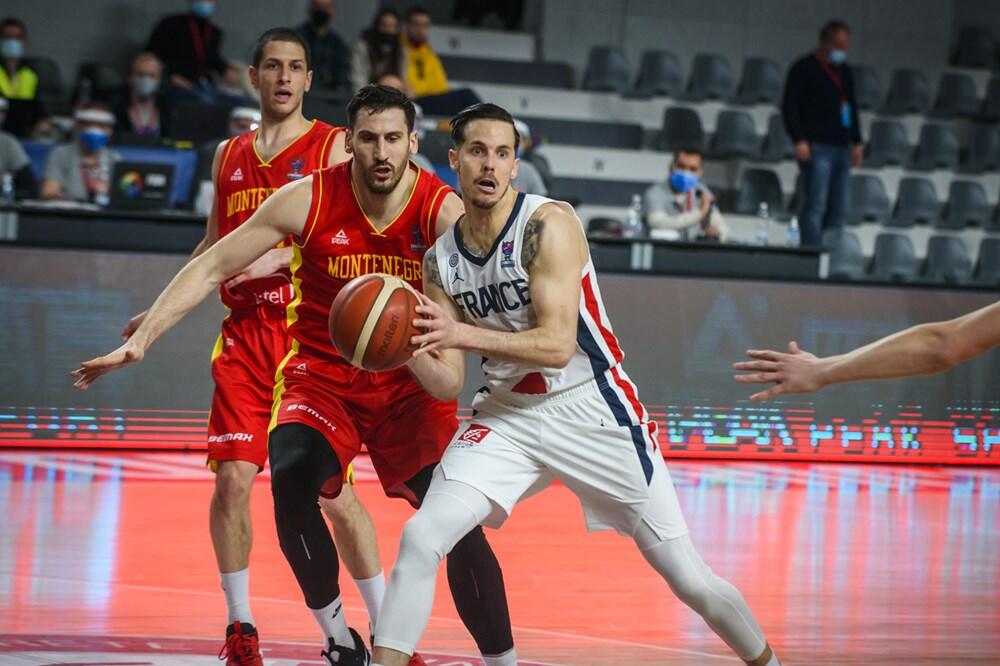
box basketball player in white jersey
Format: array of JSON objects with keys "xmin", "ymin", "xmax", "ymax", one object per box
[{"xmin": 369, "ymin": 103, "xmax": 780, "ymax": 665}]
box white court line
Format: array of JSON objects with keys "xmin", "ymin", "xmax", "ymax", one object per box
[{"xmin": 3, "ymin": 573, "xmax": 739, "ymax": 662}]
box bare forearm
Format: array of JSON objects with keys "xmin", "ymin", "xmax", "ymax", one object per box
[
  {"xmin": 408, "ymin": 352, "xmax": 464, "ymax": 400},
  {"xmin": 131, "ymin": 256, "xmax": 225, "ymax": 350},
  {"xmin": 456, "ymin": 323, "xmax": 574, "ymax": 368},
  {"xmin": 820, "ymin": 323, "xmax": 954, "ymax": 387}
]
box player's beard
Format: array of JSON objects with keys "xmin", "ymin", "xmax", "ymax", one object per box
[{"xmin": 363, "ymin": 156, "xmax": 408, "ymax": 194}]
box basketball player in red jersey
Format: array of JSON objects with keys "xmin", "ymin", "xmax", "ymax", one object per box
[
  {"xmin": 118, "ymin": 29, "xmax": 386, "ymax": 665},
  {"xmin": 74, "ymin": 85, "xmax": 516, "ymax": 666}
]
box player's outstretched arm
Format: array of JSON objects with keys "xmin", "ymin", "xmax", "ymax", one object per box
[
  {"xmin": 407, "ymin": 245, "xmax": 468, "ymax": 400},
  {"xmin": 71, "ymin": 176, "xmax": 315, "ymax": 390},
  {"xmin": 733, "ymin": 301, "xmax": 1000, "ymax": 401},
  {"xmin": 413, "ymin": 202, "xmax": 585, "ymax": 368}
]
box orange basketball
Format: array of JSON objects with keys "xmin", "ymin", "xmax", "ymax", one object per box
[{"xmin": 328, "ymin": 273, "xmax": 421, "ymax": 371}]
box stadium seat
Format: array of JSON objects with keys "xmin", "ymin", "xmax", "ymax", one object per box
[
  {"xmin": 981, "ymin": 77, "xmax": 1000, "ymax": 121},
  {"xmin": 933, "ymin": 73, "xmax": 980, "ymax": 118},
  {"xmin": 760, "ymin": 113, "xmax": 793, "ymax": 162},
  {"xmin": 530, "ymin": 153, "xmax": 554, "ymax": 192},
  {"xmin": 884, "ymin": 69, "xmax": 931, "ymax": 115},
  {"xmin": 549, "ymin": 176, "xmax": 648, "ymax": 207},
  {"xmin": 25, "ymin": 56, "xmax": 67, "ymax": 114},
  {"xmin": 75, "ymin": 62, "xmax": 125, "ymax": 103},
  {"xmin": 941, "ymin": 180, "xmax": 990, "ymax": 229},
  {"xmin": 822, "ymin": 228, "xmax": 865, "ymax": 280},
  {"xmin": 587, "ymin": 217, "xmax": 625, "ymax": 236},
  {"xmin": 685, "ymin": 53, "xmax": 734, "ymax": 101},
  {"xmin": 973, "ymin": 237, "xmax": 1000, "ymax": 285},
  {"xmin": 923, "ymin": 235, "xmax": 973, "ymax": 284},
  {"xmin": 961, "ymin": 124, "xmax": 1000, "ymax": 173},
  {"xmin": 910, "ymin": 124, "xmax": 959, "ymax": 171},
  {"xmin": 583, "ymin": 46, "xmax": 631, "ymax": 94},
  {"xmin": 864, "ymin": 120, "xmax": 910, "ymax": 167},
  {"xmin": 656, "ymin": 107, "xmax": 705, "ymax": 152},
  {"xmin": 847, "ymin": 174, "xmax": 890, "ymax": 225},
  {"xmin": 519, "ymin": 116, "xmax": 643, "ymax": 150},
  {"xmin": 890, "ymin": 177, "xmax": 939, "ymax": 227},
  {"xmin": 733, "ymin": 168, "xmax": 784, "ymax": 216},
  {"xmin": 440, "ymin": 55, "xmax": 573, "ymax": 88},
  {"xmin": 709, "ymin": 110, "xmax": 759, "ymax": 158},
  {"xmin": 633, "ymin": 50, "xmax": 683, "ymax": 98},
  {"xmin": 950, "ymin": 26, "xmax": 997, "ymax": 68},
  {"xmin": 869, "ymin": 233, "xmax": 918, "ymax": 282},
  {"xmin": 851, "ymin": 65, "xmax": 881, "ymax": 111},
  {"xmin": 735, "ymin": 57, "xmax": 781, "ymax": 105}
]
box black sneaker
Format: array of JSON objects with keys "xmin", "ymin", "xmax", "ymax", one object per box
[{"xmin": 320, "ymin": 628, "xmax": 370, "ymax": 666}]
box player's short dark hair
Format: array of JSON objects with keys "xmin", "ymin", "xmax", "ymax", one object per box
[
  {"xmin": 347, "ymin": 84, "xmax": 416, "ymax": 132},
  {"xmin": 406, "ymin": 6, "xmax": 431, "ymax": 21},
  {"xmin": 450, "ymin": 102, "xmax": 520, "ymax": 153},
  {"xmin": 252, "ymin": 27, "xmax": 311, "ymax": 70},
  {"xmin": 0, "ymin": 17, "xmax": 27, "ymax": 36},
  {"xmin": 673, "ymin": 146, "xmax": 703, "ymax": 161},
  {"xmin": 819, "ymin": 19, "xmax": 849, "ymax": 42}
]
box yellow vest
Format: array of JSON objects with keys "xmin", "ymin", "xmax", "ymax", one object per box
[
  {"xmin": 0, "ymin": 65, "xmax": 38, "ymax": 99},
  {"xmin": 403, "ymin": 37, "xmax": 449, "ymax": 98}
]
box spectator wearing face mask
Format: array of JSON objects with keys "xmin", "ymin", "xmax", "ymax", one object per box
[
  {"xmin": 146, "ymin": 1, "xmax": 229, "ymax": 104},
  {"xmin": 296, "ymin": 0, "xmax": 350, "ymax": 92},
  {"xmin": 40, "ymin": 105, "xmax": 120, "ymax": 204},
  {"xmin": 782, "ymin": 19, "xmax": 863, "ymax": 247},
  {"xmin": 643, "ymin": 147, "xmax": 727, "ymax": 241},
  {"xmin": 0, "ymin": 17, "xmax": 47, "ymax": 139},
  {"xmin": 351, "ymin": 8, "xmax": 406, "ymax": 92},
  {"xmin": 113, "ymin": 52, "xmax": 165, "ymax": 140},
  {"xmin": 510, "ymin": 119, "xmax": 546, "ymax": 196},
  {"xmin": 0, "ymin": 97, "xmax": 37, "ymax": 198}
]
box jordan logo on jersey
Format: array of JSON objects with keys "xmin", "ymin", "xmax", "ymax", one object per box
[
  {"xmin": 451, "ymin": 278, "xmax": 531, "ymax": 320},
  {"xmin": 331, "ymin": 229, "xmax": 350, "ymax": 245},
  {"xmin": 230, "ymin": 167, "xmax": 243, "ymax": 182}
]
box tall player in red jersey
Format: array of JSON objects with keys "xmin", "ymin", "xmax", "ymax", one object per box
[
  {"xmin": 74, "ymin": 85, "xmax": 517, "ymax": 666},
  {"xmin": 119, "ymin": 30, "xmax": 387, "ymax": 665}
]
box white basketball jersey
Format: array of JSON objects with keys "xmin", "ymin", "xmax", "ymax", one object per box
[{"xmin": 434, "ymin": 192, "xmax": 629, "ymax": 396}]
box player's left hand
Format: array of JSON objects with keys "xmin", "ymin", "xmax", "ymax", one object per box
[
  {"xmin": 70, "ymin": 340, "xmax": 145, "ymax": 390},
  {"xmin": 225, "ymin": 247, "xmax": 292, "ymax": 289},
  {"xmin": 411, "ymin": 291, "xmax": 461, "ymax": 356},
  {"xmin": 732, "ymin": 341, "xmax": 826, "ymax": 401}
]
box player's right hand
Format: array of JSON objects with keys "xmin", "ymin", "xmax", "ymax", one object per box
[
  {"xmin": 732, "ymin": 341, "xmax": 826, "ymax": 401},
  {"xmin": 121, "ymin": 310, "xmax": 148, "ymax": 341},
  {"xmin": 70, "ymin": 341, "xmax": 145, "ymax": 390}
]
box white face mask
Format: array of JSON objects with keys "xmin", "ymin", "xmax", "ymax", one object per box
[{"xmin": 132, "ymin": 75, "xmax": 159, "ymax": 98}]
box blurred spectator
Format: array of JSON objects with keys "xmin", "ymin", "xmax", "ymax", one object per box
[
  {"xmin": 113, "ymin": 52, "xmax": 165, "ymax": 140},
  {"xmin": 218, "ymin": 59, "xmax": 256, "ymax": 102},
  {"xmin": 642, "ymin": 148, "xmax": 727, "ymax": 241},
  {"xmin": 350, "ymin": 8, "xmax": 405, "ymax": 92},
  {"xmin": 40, "ymin": 104, "xmax": 120, "ymax": 204},
  {"xmin": 401, "ymin": 7, "xmax": 480, "ymax": 115},
  {"xmin": 452, "ymin": 0, "xmax": 524, "ymax": 30},
  {"xmin": 782, "ymin": 19, "xmax": 863, "ymax": 247},
  {"xmin": 193, "ymin": 105, "xmax": 260, "ymax": 213},
  {"xmin": 146, "ymin": 1, "xmax": 235, "ymax": 104},
  {"xmin": 510, "ymin": 118, "xmax": 546, "ymax": 195},
  {"xmin": 0, "ymin": 17, "xmax": 46, "ymax": 138},
  {"xmin": 296, "ymin": 0, "xmax": 350, "ymax": 92},
  {"xmin": 0, "ymin": 97, "xmax": 37, "ymax": 198}
]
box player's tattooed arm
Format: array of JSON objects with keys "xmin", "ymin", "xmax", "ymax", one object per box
[
  {"xmin": 521, "ymin": 217, "xmax": 544, "ymax": 267},
  {"xmin": 424, "ymin": 245, "xmax": 443, "ymax": 290}
]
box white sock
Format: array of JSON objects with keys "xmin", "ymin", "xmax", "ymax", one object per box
[
  {"xmin": 310, "ymin": 595, "xmax": 354, "ymax": 647},
  {"xmin": 482, "ymin": 648, "xmax": 518, "ymax": 666},
  {"xmin": 220, "ymin": 568, "xmax": 254, "ymax": 625},
  {"xmin": 354, "ymin": 571, "xmax": 386, "ymax": 627}
]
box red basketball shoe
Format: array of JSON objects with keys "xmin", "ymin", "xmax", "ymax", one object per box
[{"xmin": 218, "ymin": 621, "xmax": 264, "ymax": 666}]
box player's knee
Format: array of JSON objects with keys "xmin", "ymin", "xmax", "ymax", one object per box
[
  {"xmin": 319, "ymin": 485, "xmax": 358, "ymax": 525},
  {"xmin": 212, "ymin": 463, "xmax": 254, "ymax": 510},
  {"xmin": 397, "ymin": 512, "xmax": 448, "ymax": 573},
  {"xmin": 269, "ymin": 424, "xmax": 341, "ymax": 506}
]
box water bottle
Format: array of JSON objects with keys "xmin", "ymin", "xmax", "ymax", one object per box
[
  {"xmin": 624, "ymin": 193, "xmax": 643, "ymax": 237},
  {"xmin": 755, "ymin": 202, "xmax": 770, "ymax": 246},
  {"xmin": 1, "ymin": 172, "xmax": 14, "ymax": 204},
  {"xmin": 786, "ymin": 215, "xmax": 801, "ymax": 248}
]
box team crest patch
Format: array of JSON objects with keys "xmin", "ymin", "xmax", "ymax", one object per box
[
  {"xmin": 410, "ymin": 223, "xmax": 427, "ymax": 252},
  {"xmin": 455, "ymin": 423, "xmax": 492, "ymax": 447},
  {"xmin": 287, "ymin": 157, "xmax": 305, "ymax": 180},
  {"xmin": 449, "ymin": 252, "xmax": 460, "ymax": 268},
  {"xmin": 501, "ymin": 240, "xmax": 515, "ymax": 268}
]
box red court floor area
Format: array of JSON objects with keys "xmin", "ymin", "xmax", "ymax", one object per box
[{"xmin": 1, "ymin": 451, "xmax": 998, "ymax": 665}]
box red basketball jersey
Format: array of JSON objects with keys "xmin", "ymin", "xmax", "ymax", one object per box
[
  {"xmin": 287, "ymin": 161, "xmax": 452, "ymax": 360},
  {"xmin": 215, "ymin": 120, "xmax": 342, "ymax": 311}
]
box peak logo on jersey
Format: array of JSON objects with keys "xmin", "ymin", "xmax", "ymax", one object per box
[
  {"xmin": 230, "ymin": 167, "xmax": 243, "ymax": 182},
  {"xmin": 293, "ymin": 362, "xmax": 308, "ymax": 375},
  {"xmin": 501, "ymin": 240, "xmax": 515, "ymax": 268},
  {"xmin": 452, "ymin": 278, "xmax": 531, "ymax": 319},
  {"xmin": 287, "ymin": 157, "xmax": 305, "ymax": 180},
  {"xmin": 332, "ymin": 229, "xmax": 351, "ymax": 245},
  {"xmin": 456, "ymin": 423, "xmax": 491, "ymax": 446}
]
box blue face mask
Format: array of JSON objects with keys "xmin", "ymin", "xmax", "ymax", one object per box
[
  {"xmin": 191, "ymin": 1, "xmax": 215, "ymax": 18},
  {"xmin": 670, "ymin": 169, "xmax": 699, "ymax": 193},
  {"xmin": 829, "ymin": 49, "xmax": 847, "ymax": 65},
  {"xmin": 0, "ymin": 38, "xmax": 23, "ymax": 59},
  {"xmin": 80, "ymin": 127, "xmax": 111, "ymax": 152}
]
